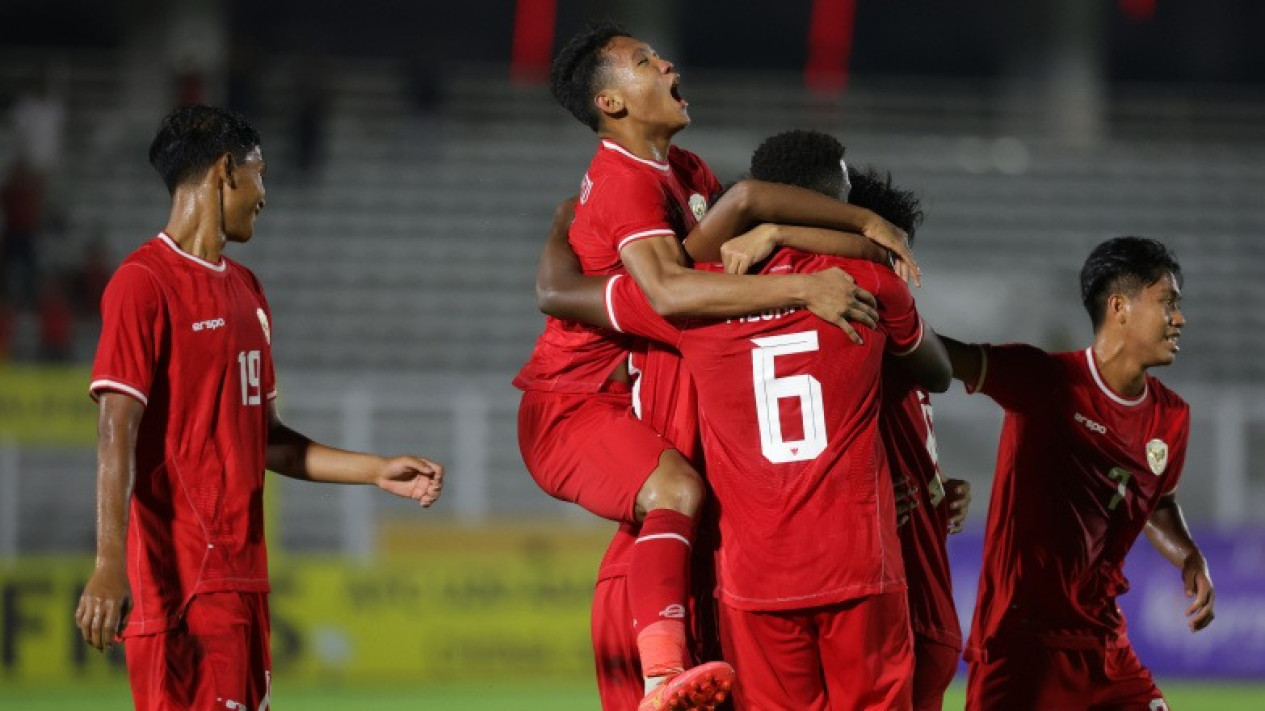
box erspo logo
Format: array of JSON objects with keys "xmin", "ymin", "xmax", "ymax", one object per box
[{"xmin": 192, "ymin": 318, "xmax": 226, "ymax": 332}]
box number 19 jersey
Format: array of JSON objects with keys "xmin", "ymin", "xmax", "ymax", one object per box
[
  {"xmin": 608, "ymin": 249, "xmax": 925, "ymax": 611},
  {"xmin": 90, "ymin": 233, "xmax": 277, "ymax": 636}
]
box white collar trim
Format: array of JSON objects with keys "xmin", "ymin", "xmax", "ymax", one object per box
[
  {"xmin": 601, "ymin": 140, "xmax": 671, "ymax": 173},
  {"xmin": 159, "ymin": 232, "xmax": 226, "ymax": 272},
  {"xmin": 1085, "ymin": 347, "xmax": 1147, "ymax": 407}
]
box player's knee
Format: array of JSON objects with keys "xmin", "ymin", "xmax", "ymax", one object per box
[{"xmin": 637, "ymin": 452, "xmax": 705, "ymax": 517}]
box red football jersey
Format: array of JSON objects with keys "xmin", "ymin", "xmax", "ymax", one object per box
[
  {"xmin": 513, "ymin": 140, "xmax": 722, "ymax": 393},
  {"xmin": 881, "ymin": 364, "xmax": 961, "ymax": 649},
  {"xmin": 964, "ymin": 345, "xmax": 1189, "ymax": 657},
  {"xmin": 608, "ymin": 249, "xmax": 925, "ymax": 611},
  {"xmin": 90, "ymin": 233, "xmax": 277, "ymax": 636}
]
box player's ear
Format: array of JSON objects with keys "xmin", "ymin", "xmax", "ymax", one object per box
[
  {"xmin": 595, "ymin": 89, "xmax": 624, "ymax": 119},
  {"xmin": 215, "ymin": 152, "xmax": 237, "ymax": 190},
  {"xmin": 1107, "ymin": 292, "xmax": 1130, "ymax": 325}
]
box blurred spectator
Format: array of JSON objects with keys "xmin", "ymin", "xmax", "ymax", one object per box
[
  {"xmin": 1, "ymin": 157, "xmax": 47, "ymax": 307},
  {"xmin": 10, "ymin": 63, "xmax": 66, "ymax": 176},
  {"xmin": 38, "ymin": 274, "xmax": 73, "ymax": 362},
  {"xmin": 173, "ymin": 55, "xmax": 207, "ymax": 107},
  {"xmin": 72, "ymin": 237, "xmax": 113, "ymax": 319}
]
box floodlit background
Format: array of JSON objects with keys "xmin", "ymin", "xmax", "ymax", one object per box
[{"xmin": 1, "ymin": 0, "xmax": 1263, "ymax": 707}]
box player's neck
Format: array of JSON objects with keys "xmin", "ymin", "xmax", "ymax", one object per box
[
  {"xmin": 1091, "ymin": 338, "xmax": 1147, "ymax": 398},
  {"xmin": 164, "ymin": 186, "xmax": 227, "ymax": 264},
  {"xmin": 599, "ymin": 125, "xmax": 673, "ymax": 164}
]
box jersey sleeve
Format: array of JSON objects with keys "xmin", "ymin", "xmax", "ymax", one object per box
[
  {"xmin": 90, "ymin": 264, "xmax": 165, "ymax": 405},
  {"xmin": 1160, "ymin": 406, "xmax": 1190, "ymax": 496},
  {"xmin": 868, "ymin": 263, "xmax": 923, "ymax": 355},
  {"xmin": 591, "ymin": 171, "xmax": 677, "ymax": 253},
  {"xmin": 968, "ymin": 343, "xmax": 1058, "ymax": 412},
  {"xmin": 605, "ymin": 274, "xmax": 683, "ymax": 347}
]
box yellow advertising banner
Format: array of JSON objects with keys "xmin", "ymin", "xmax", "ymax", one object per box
[
  {"xmin": 0, "ymin": 524, "xmax": 611, "ymax": 684},
  {"xmin": 0, "ymin": 366, "xmax": 96, "ymax": 445}
]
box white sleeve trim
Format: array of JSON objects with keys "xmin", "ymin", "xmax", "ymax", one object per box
[
  {"xmin": 604, "ymin": 275, "xmax": 624, "ymax": 333},
  {"xmin": 266, "ymin": 390, "xmax": 279, "ymax": 401},
  {"xmin": 90, "ymin": 379, "xmax": 149, "ymax": 406},
  {"xmin": 616, "ymin": 229, "xmax": 675, "ymax": 251},
  {"xmin": 891, "ymin": 318, "xmax": 925, "ymax": 357}
]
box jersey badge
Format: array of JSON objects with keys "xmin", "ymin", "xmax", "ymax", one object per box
[
  {"xmin": 257, "ymin": 308, "xmax": 271, "ymax": 345},
  {"xmin": 688, "ymin": 193, "xmax": 708, "ymax": 222},
  {"xmin": 1146, "ymin": 438, "xmax": 1168, "ymax": 475}
]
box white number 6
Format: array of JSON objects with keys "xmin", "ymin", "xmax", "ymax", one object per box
[{"xmin": 751, "ymin": 332, "xmax": 827, "ymax": 463}]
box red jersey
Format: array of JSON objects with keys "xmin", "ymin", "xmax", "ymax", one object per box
[
  {"xmin": 881, "ymin": 364, "xmax": 961, "ymax": 649},
  {"xmin": 90, "ymin": 233, "xmax": 277, "ymax": 636},
  {"xmin": 608, "ymin": 249, "xmax": 925, "ymax": 611},
  {"xmin": 513, "ymin": 139, "xmax": 721, "ymax": 393},
  {"xmin": 964, "ymin": 345, "xmax": 1189, "ymax": 657}
]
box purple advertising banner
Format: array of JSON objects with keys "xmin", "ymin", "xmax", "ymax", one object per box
[{"xmin": 945, "ymin": 528, "xmax": 1265, "ymax": 679}]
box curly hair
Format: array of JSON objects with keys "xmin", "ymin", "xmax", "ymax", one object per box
[
  {"xmin": 845, "ymin": 166, "xmax": 925, "ymax": 243},
  {"xmin": 148, "ymin": 105, "xmax": 260, "ymax": 195},
  {"xmin": 1080, "ymin": 237, "xmax": 1182, "ymax": 330},
  {"xmin": 549, "ymin": 21, "xmax": 630, "ymax": 132},
  {"xmin": 749, "ymin": 129, "xmax": 846, "ymax": 199}
]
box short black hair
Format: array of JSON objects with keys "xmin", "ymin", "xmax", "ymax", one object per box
[
  {"xmin": 550, "ymin": 21, "xmax": 631, "ymax": 132},
  {"xmin": 1079, "ymin": 236, "xmax": 1183, "ymax": 330},
  {"xmin": 749, "ymin": 129, "xmax": 845, "ymax": 200},
  {"xmin": 846, "ymin": 166, "xmax": 925, "ymax": 243},
  {"xmin": 148, "ymin": 105, "xmax": 261, "ymax": 195}
]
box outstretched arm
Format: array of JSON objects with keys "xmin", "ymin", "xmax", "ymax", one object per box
[
  {"xmin": 267, "ymin": 404, "xmax": 444, "ymax": 507},
  {"xmin": 1146, "ymin": 494, "xmax": 1215, "ymax": 632},
  {"xmin": 76, "ymin": 392, "xmax": 142, "ymax": 652},
  {"xmin": 685, "ymin": 180, "xmax": 918, "ymax": 284},
  {"xmin": 939, "ymin": 333, "xmax": 985, "ymax": 389},
  {"xmin": 535, "ymin": 196, "xmax": 612, "ymax": 327},
  {"xmin": 895, "ymin": 326, "xmax": 952, "ymax": 393}
]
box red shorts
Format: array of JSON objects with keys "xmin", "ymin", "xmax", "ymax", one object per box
[
  {"xmin": 125, "ymin": 591, "xmax": 272, "ymax": 711},
  {"xmin": 519, "ymin": 389, "xmax": 673, "ymax": 522},
  {"xmin": 911, "ymin": 634, "xmax": 960, "ymax": 711},
  {"xmin": 720, "ymin": 592, "xmax": 913, "ymax": 711},
  {"xmin": 592, "ymin": 574, "xmax": 642, "ymax": 711},
  {"xmin": 966, "ymin": 640, "xmax": 1166, "ymax": 710}
]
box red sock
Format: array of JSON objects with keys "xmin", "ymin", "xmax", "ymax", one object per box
[{"xmin": 629, "ymin": 508, "xmax": 696, "ymax": 677}]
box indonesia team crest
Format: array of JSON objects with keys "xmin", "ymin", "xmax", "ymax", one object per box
[
  {"xmin": 257, "ymin": 308, "xmax": 271, "ymax": 345},
  {"xmin": 1146, "ymin": 438, "xmax": 1168, "ymax": 475},
  {"xmin": 689, "ymin": 193, "xmax": 708, "ymax": 222}
]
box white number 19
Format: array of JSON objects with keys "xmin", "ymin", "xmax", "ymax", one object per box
[
  {"xmin": 238, "ymin": 350, "xmax": 261, "ymax": 406},
  {"xmin": 751, "ymin": 332, "xmax": 827, "ymax": 463}
]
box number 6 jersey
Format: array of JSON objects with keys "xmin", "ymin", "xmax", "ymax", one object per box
[
  {"xmin": 607, "ymin": 248, "xmax": 925, "ymax": 612},
  {"xmin": 90, "ymin": 233, "xmax": 277, "ymax": 636}
]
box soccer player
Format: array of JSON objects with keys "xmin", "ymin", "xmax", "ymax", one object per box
[
  {"xmin": 74, "ymin": 105, "xmax": 445, "ymax": 711},
  {"xmin": 940, "ymin": 237, "xmax": 1215, "ymax": 710},
  {"xmin": 604, "ymin": 236, "xmax": 950, "ymax": 710},
  {"xmin": 715, "ymin": 131, "xmax": 975, "ymax": 710},
  {"xmin": 516, "ymin": 21, "xmax": 917, "ymax": 709}
]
